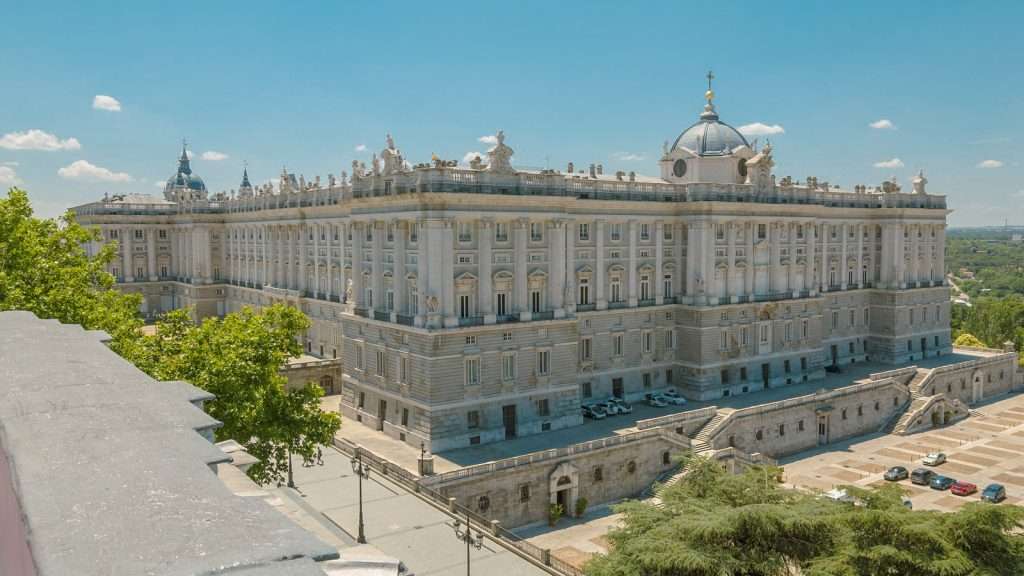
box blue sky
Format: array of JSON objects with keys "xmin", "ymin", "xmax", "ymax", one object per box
[{"xmin": 2, "ymin": 1, "xmax": 1021, "ymax": 226}]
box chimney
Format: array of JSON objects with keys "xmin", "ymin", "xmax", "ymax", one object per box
[
  {"xmin": 596, "ymin": 164, "xmax": 603, "ymax": 175},
  {"xmin": 589, "ymin": 163, "xmax": 596, "ymax": 178},
  {"xmin": 567, "ymin": 161, "xmax": 574, "ymax": 173}
]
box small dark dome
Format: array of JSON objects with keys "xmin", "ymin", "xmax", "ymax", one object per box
[
  {"xmin": 163, "ymin": 144, "xmax": 208, "ymax": 200},
  {"xmin": 672, "ymin": 116, "xmax": 749, "ymax": 157}
]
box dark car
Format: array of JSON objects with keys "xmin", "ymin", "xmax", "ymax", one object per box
[
  {"xmin": 884, "ymin": 466, "xmax": 909, "ymax": 481},
  {"xmin": 982, "ymin": 483, "xmax": 1007, "ymax": 503},
  {"xmin": 910, "ymin": 468, "xmax": 935, "ymax": 486},
  {"xmin": 929, "ymin": 475, "xmax": 956, "ymax": 491}
]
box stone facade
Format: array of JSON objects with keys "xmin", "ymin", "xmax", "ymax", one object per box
[{"xmin": 74, "ymin": 87, "xmax": 953, "ymax": 452}]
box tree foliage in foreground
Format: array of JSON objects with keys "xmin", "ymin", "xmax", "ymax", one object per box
[
  {"xmin": 0, "ymin": 188, "xmax": 142, "ymax": 352},
  {"xmin": 585, "ymin": 454, "xmax": 1024, "ymax": 576},
  {"xmin": 1, "ymin": 188, "xmax": 340, "ymax": 486},
  {"xmin": 123, "ymin": 305, "xmax": 341, "ymax": 485}
]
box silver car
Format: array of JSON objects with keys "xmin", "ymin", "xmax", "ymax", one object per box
[{"xmin": 608, "ymin": 397, "xmax": 633, "ymax": 414}]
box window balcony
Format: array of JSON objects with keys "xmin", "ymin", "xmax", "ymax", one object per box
[
  {"xmin": 458, "ymin": 315, "xmax": 484, "ymax": 327},
  {"xmin": 576, "ymin": 303, "xmax": 597, "ymax": 312}
]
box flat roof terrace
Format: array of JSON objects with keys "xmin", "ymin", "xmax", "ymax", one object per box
[{"xmin": 333, "ymin": 350, "xmax": 992, "ymax": 473}]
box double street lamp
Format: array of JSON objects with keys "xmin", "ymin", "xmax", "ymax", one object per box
[
  {"xmin": 451, "ymin": 512, "xmax": 484, "ymax": 576},
  {"xmin": 350, "ymin": 451, "xmax": 370, "ymax": 544}
]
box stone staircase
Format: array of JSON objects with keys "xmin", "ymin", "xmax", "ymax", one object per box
[
  {"xmin": 891, "ymin": 396, "xmax": 931, "ymax": 434},
  {"xmin": 907, "ymin": 368, "xmax": 933, "ymax": 399},
  {"xmin": 689, "ymin": 410, "xmax": 730, "ymax": 455}
]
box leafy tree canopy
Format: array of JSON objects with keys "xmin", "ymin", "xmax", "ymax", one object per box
[
  {"xmin": 1, "ymin": 188, "xmax": 340, "ymax": 486},
  {"xmin": 586, "ymin": 454, "xmax": 1024, "ymax": 576},
  {"xmin": 0, "ymin": 188, "xmax": 142, "ymax": 352},
  {"xmin": 953, "ymin": 333, "xmax": 985, "ymax": 348}
]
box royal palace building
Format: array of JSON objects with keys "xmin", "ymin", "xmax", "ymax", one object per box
[{"xmin": 74, "ymin": 85, "xmax": 951, "ymax": 451}]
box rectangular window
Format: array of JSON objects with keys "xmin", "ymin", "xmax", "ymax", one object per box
[
  {"xmin": 580, "ymin": 337, "xmax": 592, "ymax": 362},
  {"xmin": 537, "ymin": 350, "xmax": 550, "ymax": 375},
  {"xmin": 467, "ymin": 410, "xmax": 479, "ymax": 429},
  {"xmin": 358, "ymin": 391, "xmax": 365, "ymax": 408},
  {"xmin": 502, "ymin": 353, "xmax": 516, "ymax": 381},
  {"xmin": 458, "ymin": 222, "xmax": 472, "ymax": 243},
  {"xmin": 610, "ymin": 223, "xmax": 622, "ymax": 241},
  {"xmin": 642, "ymin": 330, "xmax": 653, "ymax": 354},
  {"xmin": 832, "ymin": 311, "xmax": 839, "ymax": 330},
  {"xmin": 578, "ymin": 223, "xmax": 590, "ymax": 241},
  {"xmin": 759, "ymin": 324, "xmax": 769, "ymax": 345},
  {"xmin": 665, "ymin": 369, "xmax": 673, "ymax": 386},
  {"xmin": 495, "ymin": 222, "xmax": 509, "ymax": 242},
  {"xmin": 666, "ymin": 329, "xmax": 676, "ymax": 350},
  {"xmin": 537, "ymin": 399, "xmax": 550, "ymax": 417},
  {"xmin": 409, "ymin": 223, "xmax": 418, "ymax": 243},
  {"xmin": 400, "ymin": 356, "xmax": 408, "ymax": 383},
  {"xmin": 356, "ymin": 344, "xmax": 364, "ymax": 370},
  {"xmin": 459, "ymin": 294, "xmax": 471, "ymax": 318},
  {"xmin": 785, "ymin": 322, "xmax": 792, "ymax": 342},
  {"xmin": 758, "ymin": 224, "xmax": 767, "ymax": 240},
  {"xmin": 401, "ymin": 408, "xmax": 409, "ymax": 426},
  {"xmin": 741, "ymin": 327, "xmax": 749, "ymax": 346},
  {"xmin": 640, "ymin": 223, "xmax": 650, "ymax": 240},
  {"xmin": 530, "ymin": 222, "xmax": 543, "ymax": 242},
  {"xmin": 612, "ymin": 333, "xmax": 623, "ymax": 356},
  {"xmin": 581, "ymin": 381, "xmax": 592, "ymax": 398},
  {"xmin": 849, "ymin": 309, "xmax": 856, "ymax": 327},
  {"xmin": 496, "ymin": 292, "xmax": 508, "ymax": 316},
  {"xmin": 503, "ymin": 330, "xmax": 513, "ymax": 342},
  {"xmin": 740, "ymin": 367, "xmax": 748, "ymax": 381},
  {"xmin": 642, "ymin": 372, "xmax": 652, "ymax": 389},
  {"xmin": 519, "ymin": 484, "xmax": 530, "ymax": 503},
  {"xmin": 663, "ymin": 225, "xmax": 673, "ymax": 240},
  {"xmin": 465, "ymin": 358, "xmax": 480, "ymax": 386},
  {"xmin": 376, "ymin": 350, "xmax": 386, "ymax": 377},
  {"xmin": 802, "ymin": 319, "xmax": 808, "ymax": 339}
]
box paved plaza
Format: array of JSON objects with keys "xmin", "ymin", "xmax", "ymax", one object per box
[
  {"xmin": 270, "ymin": 441, "xmax": 551, "ymax": 576},
  {"xmin": 782, "ymin": 391, "xmax": 1024, "ymax": 511}
]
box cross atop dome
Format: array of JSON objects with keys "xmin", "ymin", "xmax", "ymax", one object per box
[{"xmin": 701, "ymin": 70, "xmax": 719, "ymax": 121}]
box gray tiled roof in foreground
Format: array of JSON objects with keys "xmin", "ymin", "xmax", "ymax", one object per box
[{"xmin": 0, "ymin": 311, "xmax": 338, "ymax": 576}]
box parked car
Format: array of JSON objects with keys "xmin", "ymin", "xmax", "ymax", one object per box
[
  {"xmin": 823, "ymin": 488, "xmax": 855, "ymax": 504},
  {"xmin": 982, "ymin": 483, "xmax": 1007, "ymax": 503},
  {"xmin": 581, "ymin": 404, "xmax": 607, "ymax": 420},
  {"xmin": 922, "ymin": 452, "xmax": 947, "ymax": 466},
  {"xmin": 608, "ymin": 397, "xmax": 633, "ymax": 414},
  {"xmin": 950, "ymin": 481, "xmax": 978, "ymax": 496},
  {"xmin": 884, "ymin": 466, "xmax": 909, "ymax": 481},
  {"xmin": 929, "ymin": 475, "xmax": 956, "ymax": 491},
  {"xmin": 662, "ymin": 389, "xmax": 688, "ymax": 405},
  {"xmin": 911, "ymin": 468, "xmax": 935, "ymax": 486},
  {"xmin": 596, "ymin": 401, "xmax": 621, "ymax": 416},
  {"xmin": 645, "ymin": 393, "xmax": 668, "ymax": 408}
]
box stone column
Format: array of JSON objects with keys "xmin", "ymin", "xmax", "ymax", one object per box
[
  {"xmin": 895, "ymin": 224, "xmax": 906, "ymax": 288},
  {"xmin": 910, "ymin": 224, "xmax": 920, "ymax": 286},
  {"xmin": 856, "ymin": 224, "xmax": 864, "ymax": 288},
  {"xmin": 685, "ymin": 221, "xmax": 697, "ymax": 299},
  {"xmin": 123, "ymin": 227, "xmax": 133, "ymax": 282},
  {"xmin": 840, "ymin": 223, "xmax": 848, "ymax": 290},
  {"xmin": 744, "ymin": 222, "xmax": 754, "ymax": 299},
  {"xmin": 549, "ymin": 220, "xmax": 566, "ymax": 315},
  {"xmin": 655, "ymin": 221, "xmax": 664, "ymax": 305},
  {"xmin": 514, "ymin": 219, "xmax": 529, "ymax": 319},
  {"xmin": 288, "ymin": 225, "xmax": 297, "ymax": 290},
  {"xmin": 726, "ymin": 221, "xmax": 736, "ymax": 301},
  {"xmin": 819, "ymin": 223, "xmax": 829, "ymax": 292},
  {"xmin": 768, "ymin": 222, "xmax": 779, "ymax": 293},
  {"xmin": 788, "ymin": 222, "xmax": 797, "ymax": 296},
  {"xmin": 936, "ymin": 225, "xmax": 946, "ymax": 284},
  {"xmin": 564, "ymin": 218, "xmax": 576, "ymax": 315},
  {"xmin": 394, "ymin": 220, "xmax": 407, "ymax": 318},
  {"xmin": 338, "ymin": 223, "xmax": 347, "ymax": 303},
  {"xmin": 299, "ymin": 224, "xmax": 308, "ymax": 294},
  {"xmin": 148, "ymin": 227, "xmax": 157, "ymax": 280},
  {"xmin": 674, "ymin": 222, "xmax": 684, "ymax": 300},
  {"xmin": 372, "ymin": 221, "xmax": 384, "ymax": 311},
  {"xmin": 351, "ymin": 222, "xmax": 364, "ymax": 307},
  {"xmin": 441, "ymin": 219, "xmax": 456, "ymax": 327},
  {"xmin": 805, "ymin": 222, "xmax": 816, "ymax": 293},
  {"xmin": 313, "ymin": 223, "xmax": 321, "ymax": 298},
  {"xmin": 596, "ymin": 219, "xmax": 606, "ymax": 309},
  {"xmin": 701, "ymin": 221, "xmax": 714, "ymax": 304},
  {"xmin": 627, "ymin": 220, "xmax": 638, "ymax": 306}
]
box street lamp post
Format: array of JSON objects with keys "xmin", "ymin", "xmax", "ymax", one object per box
[
  {"xmin": 451, "ymin": 511, "xmax": 484, "ymax": 576},
  {"xmin": 350, "ymin": 450, "xmax": 370, "ymax": 544}
]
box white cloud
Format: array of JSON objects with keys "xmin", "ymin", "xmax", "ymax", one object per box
[
  {"xmin": 0, "ymin": 166, "xmax": 21, "ymax": 186},
  {"xmin": 57, "ymin": 160, "xmax": 132, "ymax": 182},
  {"xmin": 873, "ymin": 158, "xmax": 904, "ymax": 168},
  {"xmin": 0, "ymin": 129, "xmax": 81, "ymax": 151},
  {"xmin": 92, "ymin": 95, "xmax": 122, "ymax": 112},
  {"xmin": 462, "ymin": 151, "xmax": 484, "ymax": 164},
  {"xmin": 355, "ymin": 144, "xmax": 367, "ymax": 152},
  {"xmin": 737, "ymin": 123, "xmax": 785, "ymax": 137},
  {"xmin": 869, "ymin": 119, "xmax": 895, "ymax": 130},
  {"xmin": 2, "ymin": 161, "xmax": 19, "ymax": 166},
  {"xmin": 977, "ymin": 159, "xmax": 1003, "ymax": 169},
  {"xmin": 200, "ymin": 150, "xmax": 229, "ymax": 161},
  {"xmin": 611, "ymin": 151, "xmax": 644, "ymax": 161},
  {"xmin": 154, "ymin": 181, "xmax": 165, "ymax": 188},
  {"xmin": 478, "ymin": 135, "xmax": 498, "ymax": 145}
]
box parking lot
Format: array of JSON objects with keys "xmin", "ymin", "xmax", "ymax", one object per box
[{"xmin": 781, "ymin": 392, "xmax": 1024, "ymax": 511}]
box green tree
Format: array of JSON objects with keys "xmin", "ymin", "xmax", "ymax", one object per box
[
  {"xmin": 0, "ymin": 188, "xmax": 142, "ymax": 351},
  {"xmin": 2, "ymin": 188, "xmax": 341, "ymax": 486},
  {"xmin": 953, "ymin": 332, "xmax": 985, "ymax": 348},
  {"xmin": 124, "ymin": 304, "xmax": 341, "ymax": 486},
  {"xmin": 586, "ymin": 454, "xmax": 1024, "ymax": 576}
]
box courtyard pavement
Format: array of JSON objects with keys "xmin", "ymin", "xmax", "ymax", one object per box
[
  {"xmin": 781, "ymin": 390, "xmax": 1024, "ymax": 512},
  {"xmin": 270, "ymin": 441, "xmax": 552, "ymax": 576}
]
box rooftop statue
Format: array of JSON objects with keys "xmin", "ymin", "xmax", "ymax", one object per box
[{"xmin": 486, "ymin": 130, "xmax": 514, "ymax": 173}]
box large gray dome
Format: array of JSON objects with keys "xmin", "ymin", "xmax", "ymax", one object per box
[
  {"xmin": 671, "ymin": 103, "xmax": 749, "ymax": 157},
  {"xmin": 163, "ymin": 144, "xmax": 208, "ymax": 201}
]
